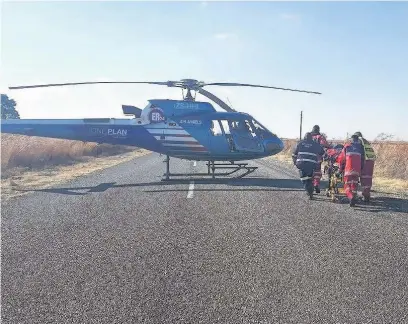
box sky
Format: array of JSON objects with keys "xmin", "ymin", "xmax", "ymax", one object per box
[{"xmin": 1, "ymin": 1, "xmax": 408, "ymax": 141}]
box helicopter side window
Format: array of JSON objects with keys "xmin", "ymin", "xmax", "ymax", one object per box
[
  {"xmin": 210, "ymin": 120, "xmax": 223, "ymax": 136},
  {"xmin": 244, "ymin": 120, "xmax": 257, "ymax": 137},
  {"xmin": 252, "ymin": 118, "xmax": 277, "ymax": 138},
  {"xmin": 230, "ymin": 120, "xmax": 253, "ymax": 138},
  {"xmin": 251, "ymin": 119, "xmax": 266, "ymax": 137},
  {"xmin": 219, "ymin": 120, "xmax": 231, "ymax": 134}
]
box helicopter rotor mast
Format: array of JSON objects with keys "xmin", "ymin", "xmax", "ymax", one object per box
[{"xmin": 8, "ymin": 78, "xmax": 321, "ymax": 113}]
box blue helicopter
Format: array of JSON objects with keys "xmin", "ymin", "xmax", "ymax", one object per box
[{"xmin": 1, "ymin": 79, "xmax": 321, "ymax": 180}]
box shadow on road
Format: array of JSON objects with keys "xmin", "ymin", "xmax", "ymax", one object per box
[
  {"xmin": 13, "ymin": 178, "xmax": 407, "ymax": 213},
  {"xmin": 322, "ymin": 194, "xmax": 408, "ymax": 214},
  {"xmin": 353, "ymin": 196, "xmax": 408, "ymax": 214},
  {"xmin": 15, "ymin": 177, "xmax": 305, "ymax": 196}
]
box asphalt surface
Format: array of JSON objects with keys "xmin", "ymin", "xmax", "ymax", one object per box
[{"xmin": 2, "ymin": 152, "xmax": 408, "ymax": 323}]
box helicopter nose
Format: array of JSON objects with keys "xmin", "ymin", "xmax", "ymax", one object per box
[{"xmin": 264, "ymin": 137, "xmax": 284, "ymax": 155}]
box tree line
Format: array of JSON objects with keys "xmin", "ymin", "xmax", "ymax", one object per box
[{"xmin": 1, "ymin": 94, "xmax": 20, "ymax": 119}]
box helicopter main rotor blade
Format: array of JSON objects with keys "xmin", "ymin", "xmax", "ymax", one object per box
[
  {"xmin": 8, "ymin": 79, "xmax": 322, "ymax": 94},
  {"xmin": 203, "ymin": 82, "xmax": 322, "ymax": 95},
  {"xmin": 8, "ymin": 81, "xmax": 176, "ymax": 90}
]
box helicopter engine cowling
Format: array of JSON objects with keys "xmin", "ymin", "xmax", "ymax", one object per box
[{"xmin": 122, "ymin": 105, "xmax": 142, "ymax": 118}]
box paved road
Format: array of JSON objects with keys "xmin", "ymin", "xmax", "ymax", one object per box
[{"xmin": 2, "ymin": 153, "xmax": 408, "ymax": 323}]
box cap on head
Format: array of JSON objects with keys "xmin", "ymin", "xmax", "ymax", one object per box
[
  {"xmin": 312, "ymin": 125, "xmax": 320, "ymax": 133},
  {"xmin": 353, "ymin": 131, "xmax": 362, "ymax": 137},
  {"xmin": 304, "ymin": 132, "xmax": 312, "ymax": 141}
]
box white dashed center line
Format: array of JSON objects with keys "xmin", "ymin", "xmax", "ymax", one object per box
[
  {"xmin": 187, "ymin": 181, "xmax": 194, "ymax": 198},
  {"xmin": 187, "ymin": 161, "xmax": 197, "ymax": 198}
]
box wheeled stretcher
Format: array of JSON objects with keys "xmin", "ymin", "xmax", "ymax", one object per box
[{"xmin": 323, "ymin": 145, "xmax": 345, "ymax": 201}]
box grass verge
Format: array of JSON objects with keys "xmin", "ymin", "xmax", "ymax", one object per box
[{"xmin": 1, "ymin": 135, "xmax": 150, "ymax": 202}]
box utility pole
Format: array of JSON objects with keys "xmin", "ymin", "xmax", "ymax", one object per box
[{"xmin": 299, "ymin": 111, "xmax": 303, "ymax": 140}]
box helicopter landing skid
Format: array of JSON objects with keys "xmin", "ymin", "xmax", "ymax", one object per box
[{"xmin": 161, "ymin": 156, "xmax": 258, "ymax": 181}]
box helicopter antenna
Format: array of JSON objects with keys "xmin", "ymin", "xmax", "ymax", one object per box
[{"xmin": 227, "ymin": 97, "xmax": 235, "ymax": 110}]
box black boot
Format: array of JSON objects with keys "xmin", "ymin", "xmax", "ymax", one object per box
[
  {"xmin": 315, "ymin": 186, "xmax": 320, "ymax": 194},
  {"xmin": 349, "ymin": 195, "xmax": 357, "ymax": 207},
  {"xmin": 308, "ymin": 183, "xmax": 314, "ymax": 200}
]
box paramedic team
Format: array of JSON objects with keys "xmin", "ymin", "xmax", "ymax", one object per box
[{"xmin": 292, "ymin": 125, "xmax": 377, "ymax": 206}]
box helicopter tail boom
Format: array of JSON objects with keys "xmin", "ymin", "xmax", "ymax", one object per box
[{"xmin": 0, "ymin": 118, "xmax": 159, "ymax": 150}]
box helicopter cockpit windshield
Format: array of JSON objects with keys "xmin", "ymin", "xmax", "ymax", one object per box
[{"xmin": 250, "ymin": 118, "xmax": 276, "ymax": 139}]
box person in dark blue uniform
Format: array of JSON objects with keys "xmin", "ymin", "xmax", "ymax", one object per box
[{"xmin": 292, "ymin": 132, "xmax": 326, "ymax": 199}]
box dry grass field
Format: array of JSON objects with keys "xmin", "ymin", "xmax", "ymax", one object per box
[
  {"xmin": 1, "ymin": 134, "xmax": 150, "ymax": 201},
  {"xmin": 1, "ymin": 134, "xmax": 137, "ymax": 177},
  {"xmin": 272, "ymin": 138, "xmax": 408, "ymax": 193}
]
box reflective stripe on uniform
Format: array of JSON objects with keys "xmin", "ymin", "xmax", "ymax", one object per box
[
  {"xmin": 296, "ymin": 158, "xmax": 317, "ymax": 163},
  {"xmin": 300, "ymin": 176, "xmax": 312, "ymax": 180},
  {"xmin": 360, "ymin": 175, "xmax": 372, "ymax": 178},
  {"xmin": 360, "ymin": 137, "xmax": 376, "ymax": 160},
  {"xmin": 346, "ymin": 152, "xmax": 361, "ymax": 156},
  {"xmin": 345, "ymin": 180, "xmax": 359, "ymax": 184},
  {"xmin": 299, "ymin": 152, "xmax": 317, "ymax": 156}
]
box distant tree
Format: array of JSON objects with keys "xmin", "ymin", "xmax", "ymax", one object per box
[
  {"xmin": 374, "ymin": 132, "xmax": 394, "ymax": 141},
  {"xmin": 1, "ymin": 94, "xmax": 20, "ymax": 119}
]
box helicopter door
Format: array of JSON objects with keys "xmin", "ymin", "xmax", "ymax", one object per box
[
  {"xmin": 218, "ymin": 120, "xmax": 236, "ymax": 152},
  {"xmin": 209, "ymin": 120, "xmax": 234, "ymax": 152},
  {"xmin": 229, "ymin": 120, "xmax": 264, "ymax": 153}
]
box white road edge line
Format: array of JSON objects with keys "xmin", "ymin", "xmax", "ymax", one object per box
[
  {"xmin": 187, "ymin": 181, "xmax": 194, "ymax": 198},
  {"xmin": 193, "ymin": 161, "xmax": 197, "ymax": 167}
]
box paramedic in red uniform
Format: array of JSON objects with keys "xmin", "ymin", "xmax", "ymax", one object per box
[
  {"xmin": 354, "ymin": 131, "xmax": 376, "ymax": 202},
  {"xmin": 338, "ymin": 134, "xmax": 365, "ymax": 207},
  {"xmin": 310, "ymin": 125, "xmax": 330, "ymax": 193}
]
